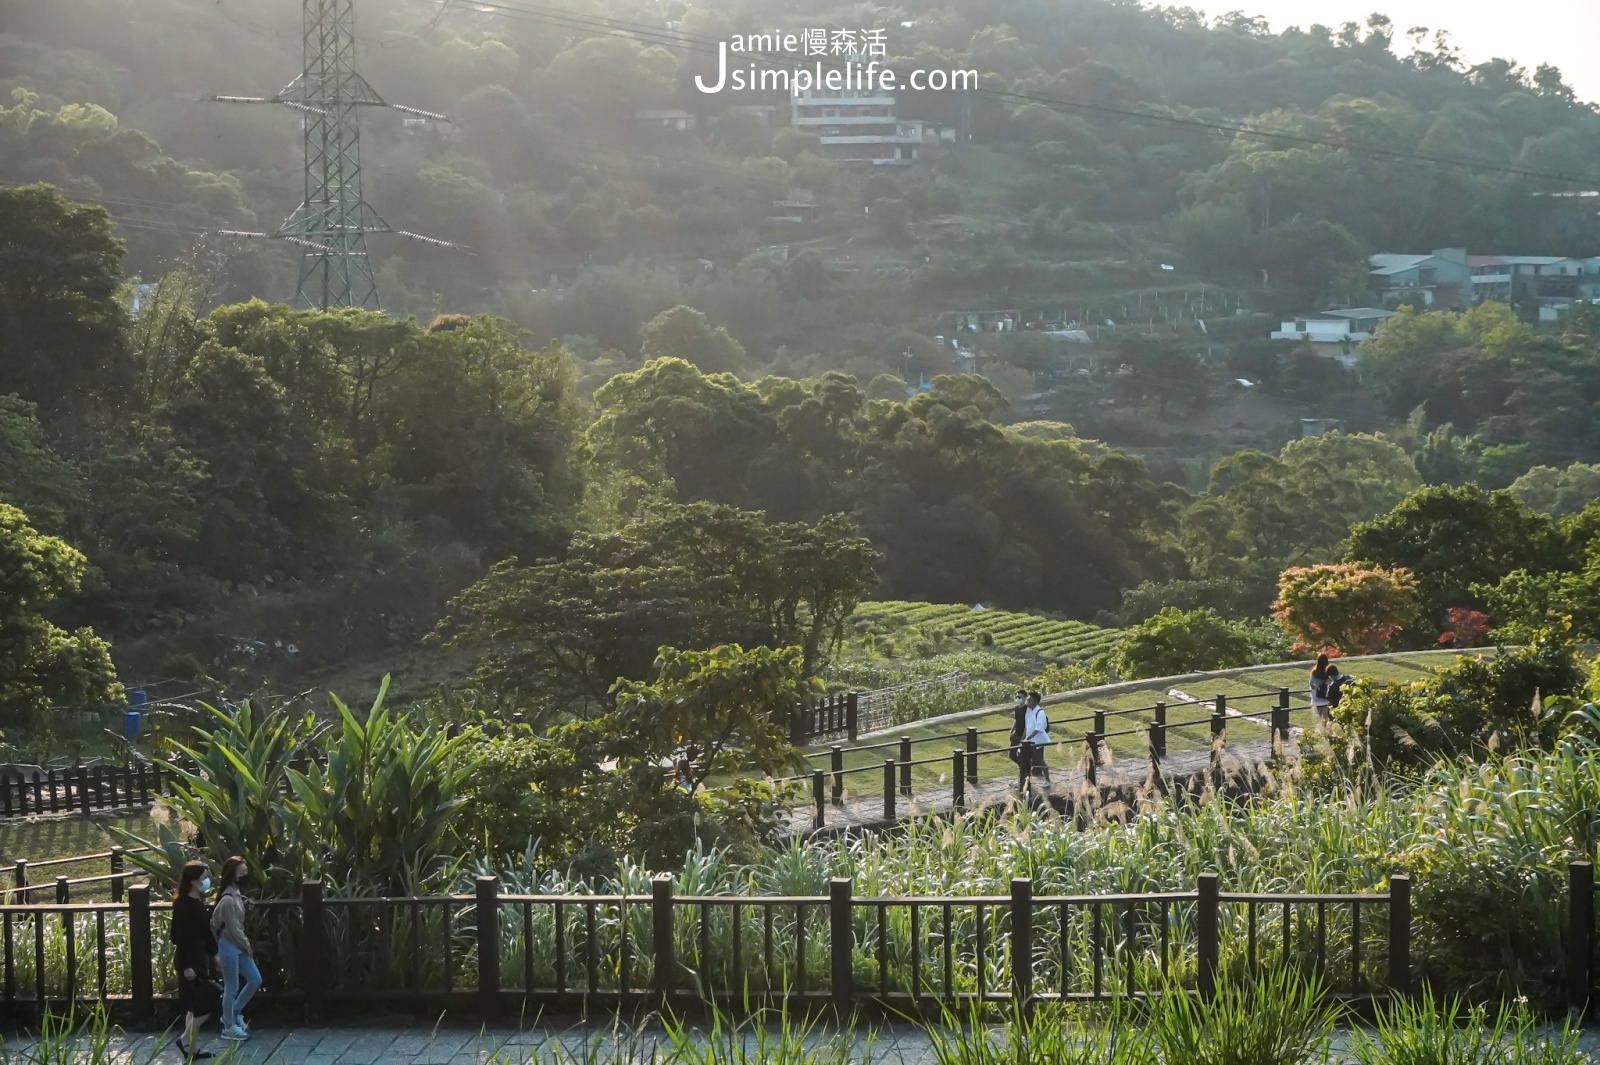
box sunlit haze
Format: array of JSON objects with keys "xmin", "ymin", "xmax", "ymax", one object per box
[{"xmin": 1226, "ymin": 0, "xmax": 1600, "ymax": 104}]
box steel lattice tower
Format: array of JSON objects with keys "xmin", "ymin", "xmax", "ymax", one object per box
[{"xmin": 217, "ymin": 0, "xmax": 458, "ymax": 310}]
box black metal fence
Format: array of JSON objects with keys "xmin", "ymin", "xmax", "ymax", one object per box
[{"xmin": 0, "ymin": 872, "xmax": 1409, "ymax": 1024}]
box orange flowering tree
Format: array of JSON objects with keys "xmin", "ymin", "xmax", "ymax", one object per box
[{"xmin": 1272, "ymin": 562, "xmax": 1420, "ymax": 656}]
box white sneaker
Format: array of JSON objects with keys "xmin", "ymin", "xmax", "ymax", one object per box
[{"xmin": 220, "ymin": 1025, "xmax": 249, "ymax": 1041}]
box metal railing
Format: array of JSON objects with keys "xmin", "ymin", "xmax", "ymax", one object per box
[{"xmin": 0, "ymin": 872, "xmax": 1408, "ymax": 1022}]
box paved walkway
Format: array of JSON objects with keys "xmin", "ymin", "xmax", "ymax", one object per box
[{"xmin": 7, "ymin": 1021, "xmax": 1600, "ymax": 1064}]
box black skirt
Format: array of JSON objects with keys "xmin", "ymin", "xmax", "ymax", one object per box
[{"xmin": 177, "ymin": 970, "xmax": 222, "ymax": 1016}]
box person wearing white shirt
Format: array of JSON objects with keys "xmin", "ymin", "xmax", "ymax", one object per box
[{"xmin": 1023, "ymin": 691, "xmax": 1051, "ymax": 784}]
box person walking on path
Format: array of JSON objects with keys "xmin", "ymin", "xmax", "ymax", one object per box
[
  {"xmin": 1023, "ymin": 690, "xmax": 1052, "ymax": 784},
  {"xmin": 1309, "ymin": 653, "xmax": 1334, "ymax": 726},
  {"xmin": 1007, "ymin": 690, "xmax": 1028, "ymax": 765},
  {"xmin": 211, "ymin": 856, "xmax": 261, "ymax": 1042},
  {"xmin": 172, "ymin": 861, "xmax": 219, "ymax": 1060}
]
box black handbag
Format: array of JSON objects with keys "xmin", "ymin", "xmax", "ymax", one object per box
[{"xmin": 179, "ymin": 972, "xmax": 223, "ymax": 1016}]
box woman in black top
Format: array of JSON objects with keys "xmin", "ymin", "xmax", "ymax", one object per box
[{"xmin": 171, "ymin": 860, "xmax": 219, "ymax": 1060}]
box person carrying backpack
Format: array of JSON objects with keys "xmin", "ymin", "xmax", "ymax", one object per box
[
  {"xmin": 1023, "ymin": 691, "xmax": 1051, "ymax": 784},
  {"xmin": 1327, "ymin": 665, "xmax": 1354, "ymax": 709}
]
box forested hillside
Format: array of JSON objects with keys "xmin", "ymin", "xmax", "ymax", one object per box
[
  {"xmin": 5, "ymin": 0, "xmax": 1600, "ymax": 388},
  {"xmin": 9, "ymin": 0, "xmax": 1600, "ymax": 729}
]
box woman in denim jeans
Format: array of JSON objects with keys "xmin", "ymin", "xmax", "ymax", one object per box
[{"xmin": 209, "ymin": 856, "xmax": 260, "ymax": 1041}]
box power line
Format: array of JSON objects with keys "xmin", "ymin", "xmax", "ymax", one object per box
[{"xmin": 216, "ymin": 0, "xmax": 465, "ymax": 310}]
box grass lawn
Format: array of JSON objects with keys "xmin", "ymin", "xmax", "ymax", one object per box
[
  {"xmin": 800, "ymin": 652, "xmax": 1482, "ymax": 793},
  {"xmin": 0, "ymin": 809, "xmax": 170, "ymax": 898}
]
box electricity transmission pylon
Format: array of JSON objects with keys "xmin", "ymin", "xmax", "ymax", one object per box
[{"xmin": 216, "ymin": 0, "xmax": 461, "ymax": 310}]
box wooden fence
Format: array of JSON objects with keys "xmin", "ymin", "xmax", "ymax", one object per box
[
  {"xmin": 0, "ymin": 764, "xmax": 171, "ymax": 820},
  {"xmin": 0, "ymin": 872, "xmax": 1408, "ymax": 1024},
  {"xmin": 781, "ymin": 688, "xmax": 1309, "ymax": 830}
]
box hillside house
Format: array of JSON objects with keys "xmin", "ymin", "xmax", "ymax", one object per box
[
  {"xmin": 1368, "ymin": 248, "xmax": 1470, "ymax": 308},
  {"xmin": 1270, "ymin": 308, "xmax": 1395, "ymax": 366}
]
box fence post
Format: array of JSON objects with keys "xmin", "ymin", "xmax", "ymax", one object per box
[
  {"xmin": 1570, "ymin": 862, "xmax": 1593, "ymax": 1017},
  {"xmin": 830, "ymin": 878, "xmax": 853, "ymax": 1011},
  {"xmin": 129, "ymin": 884, "xmax": 153, "ymax": 1023},
  {"xmin": 1212, "ymin": 695, "xmax": 1227, "ymax": 739},
  {"xmin": 1273, "ymin": 688, "xmax": 1291, "ymax": 747},
  {"xmin": 55, "ymin": 876, "xmax": 68, "ymax": 904},
  {"xmin": 301, "ymin": 881, "xmax": 326, "ymax": 1023},
  {"xmin": 13, "ymin": 860, "xmax": 24, "ymax": 901},
  {"xmin": 846, "ymin": 693, "xmax": 859, "ymax": 742},
  {"xmin": 1152, "ymin": 702, "xmax": 1167, "ymax": 759},
  {"xmin": 966, "ymin": 728, "xmax": 979, "ymax": 784},
  {"xmin": 476, "ymin": 874, "xmax": 500, "ymax": 1021},
  {"xmin": 1388, "ymin": 873, "xmax": 1411, "ymax": 997},
  {"xmin": 1011, "ymin": 878, "xmax": 1034, "ymax": 1013},
  {"xmin": 899, "ymin": 737, "xmax": 913, "ymax": 797},
  {"xmin": 139, "ymin": 764, "xmax": 151, "ymax": 804},
  {"xmin": 831, "ymin": 746, "xmax": 844, "ymax": 805},
  {"xmin": 952, "ymin": 750, "xmax": 965, "ymax": 810},
  {"xmin": 1093, "ymin": 709, "xmax": 1106, "ymax": 735},
  {"xmin": 791, "ymin": 707, "xmax": 806, "ymax": 746},
  {"xmin": 1, "ymin": 775, "xmax": 9, "ymax": 817},
  {"xmin": 882, "ymin": 760, "xmax": 895, "ymax": 822},
  {"xmin": 47, "ymin": 769, "xmax": 58, "ymax": 813},
  {"xmin": 652, "ymin": 873, "xmax": 675, "ymax": 1002},
  {"xmin": 812, "ymin": 770, "xmax": 826, "ymax": 831},
  {"xmin": 110, "ymin": 846, "xmax": 125, "ymax": 903},
  {"xmin": 1197, "ymin": 873, "xmax": 1219, "ymax": 1003},
  {"xmin": 77, "ymin": 766, "xmax": 90, "ymax": 816}
]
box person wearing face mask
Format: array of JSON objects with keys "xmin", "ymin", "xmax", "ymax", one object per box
[
  {"xmin": 210, "ymin": 856, "xmax": 260, "ymax": 1042},
  {"xmin": 171, "ymin": 861, "xmax": 219, "ymax": 1059}
]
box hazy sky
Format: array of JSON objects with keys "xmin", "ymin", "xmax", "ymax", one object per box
[{"xmin": 1227, "ymin": 0, "xmax": 1600, "ymax": 104}]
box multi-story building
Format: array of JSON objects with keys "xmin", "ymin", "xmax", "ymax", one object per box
[
  {"xmin": 789, "ymin": 64, "xmax": 949, "ymax": 163},
  {"xmin": 1372, "ymin": 249, "xmax": 1600, "ymax": 320}
]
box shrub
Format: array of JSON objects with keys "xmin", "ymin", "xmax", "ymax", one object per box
[
  {"xmin": 1143, "ymin": 966, "xmax": 1335, "ymax": 1065},
  {"xmin": 1273, "ymin": 562, "xmax": 1419, "ymax": 656},
  {"xmin": 1109, "ymin": 607, "xmax": 1252, "ymax": 679},
  {"xmin": 1030, "ymin": 661, "xmax": 1109, "ymax": 694},
  {"xmin": 1333, "ymin": 631, "xmax": 1584, "ymax": 766}
]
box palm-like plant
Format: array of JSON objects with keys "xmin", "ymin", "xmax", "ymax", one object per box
[
  {"xmin": 285, "ymin": 677, "xmax": 473, "ymax": 893},
  {"xmin": 112, "ymin": 697, "xmax": 317, "ymax": 893}
]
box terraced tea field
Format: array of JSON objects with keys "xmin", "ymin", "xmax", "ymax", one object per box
[{"xmin": 853, "ymin": 600, "xmax": 1123, "ymax": 660}]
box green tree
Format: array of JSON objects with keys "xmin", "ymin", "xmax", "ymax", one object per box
[
  {"xmin": 1109, "ymin": 607, "xmax": 1253, "ymax": 679},
  {"xmin": 0, "ymin": 396, "xmax": 85, "ymax": 533},
  {"xmin": 0, "ymin": 501, "xmax": 121, "ymax": 720},
  {"xmin": 440, "ymin": 503, "xmax": 878, "ymax": 718},
  {"xmin": 0, "ymin": 183, "xmax": 128, "ymax": 422},
  {"xmin": 1272, "ymin": 562, "xmax": 1420, "ymax": 656},
  {"xmin": 639, "ymin": 306, "xmax": 749, "ymax": 375},
  {"xmin": 608, "ymin": 643, "xmax": 803, "ymax": 791},
  {"xmin": 1509, "ymin": 463, "xmax": 1600, "ymax": 518},
  {"xmin": 1343, "ymin": 485, "xmax": 1565, "ymax": 641}
]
